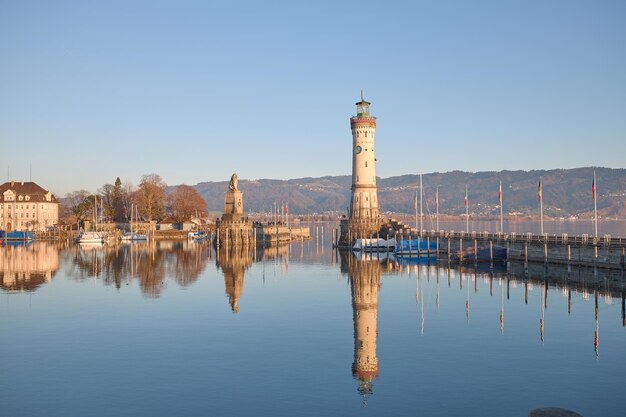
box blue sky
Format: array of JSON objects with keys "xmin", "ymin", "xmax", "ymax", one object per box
[{"xmin": 1, "ymin": 0, "xmax": 625, "ymax": 196}]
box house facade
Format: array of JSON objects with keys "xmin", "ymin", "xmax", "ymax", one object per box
[{"xmin": 0, "ymin": 181, "xmax": 59, "ymax": 231}]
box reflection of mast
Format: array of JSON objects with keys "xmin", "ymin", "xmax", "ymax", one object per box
[
  {"xmin": 500, "ymin": 278, "xmax": 504, "ymax": 334},
  {"xmin": 539, "ymin": 281, "xmax": 547, "ymax": 345},
  {"xmin": 347, "ymin": 254, "xmax": 381, "ymax": 400},
  {"xmin": 594, "ymin": 290, "xmax": 599, "ymax": 360},
  {"xmin": 466, "ymin": 269, "xmax": 470, "ymax": 322},
  {"xmin": 436, "ymin": 264, "xmax": 440, "ymax": 313}
]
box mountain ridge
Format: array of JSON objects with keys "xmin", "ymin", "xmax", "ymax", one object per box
[{"xmin": 191, "ymin": 167, "xmax": 626, "ymax": 218}]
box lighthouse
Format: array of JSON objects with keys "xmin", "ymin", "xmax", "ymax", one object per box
[{"xmin": 339, "ymin": 92, "xmax": 381, "ymax": 246}]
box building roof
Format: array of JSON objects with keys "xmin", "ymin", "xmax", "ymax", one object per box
[{"xmin": 0, "ymin": 181, "xmax": 58, "ymax": 203}]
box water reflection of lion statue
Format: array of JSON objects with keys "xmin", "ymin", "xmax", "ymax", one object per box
[{"xmin": 229, "ymin": 173, "xmax": 238, "ymax": 191}]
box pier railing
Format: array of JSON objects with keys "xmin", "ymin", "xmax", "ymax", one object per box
[{"xmin": 402, "ymin": 229, "xmax": 626, "ymax": 249}]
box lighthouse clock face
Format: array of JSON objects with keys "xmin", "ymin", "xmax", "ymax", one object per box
[{"xmin": 355, "ymin": 146, "xmax": 362, "ymax": 154}]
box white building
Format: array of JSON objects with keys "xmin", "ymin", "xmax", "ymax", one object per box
[{"xmin": 0, "ymin": 181, "xmax": 59, "ymax": 231}]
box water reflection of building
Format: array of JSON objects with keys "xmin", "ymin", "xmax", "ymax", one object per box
[
  {"xmin": 0, "ymin": 242, "xmax": 59, "ymax": 292},
  {"xmin": 216, "ymin": 246, "xmax": 253, "ymax": 313},
  {"xmin": 341, "ymin": 252, "xmax": 381, "ymax": 398}
]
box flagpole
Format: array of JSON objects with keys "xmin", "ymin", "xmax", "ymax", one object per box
[
  {"xmin": 436, "ymin": 185, "xmax": 439, "ymax": 232},
  {"xmin": 419, "ymin": 174, "xmax": 423, "ymax": 234},
  {"xmin": 539, "ymin": 177, "xmax": 543, "ymax": 236},
  {"xmin": 499, "ymin": 179, "xmax": 503, "ymax": 234},
  {"xmin": 465, "ymin": 184, "xmax": 469, "ymax": 234},
  {"xmin": 414, "ymin": 189, "xmax": 418, "ymax": 231},
  {"xmin": 593, "ymin": 170, "xmax": 598, "ymax": 238}
]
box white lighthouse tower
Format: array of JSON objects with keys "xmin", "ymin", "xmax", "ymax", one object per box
[
  {"xmin": 349, "ymin": 91, "xmax": 379, "ymax": 220},
  {"xmin": 340, "ymin": 92, "xmax": 381, "ymax": 246}
]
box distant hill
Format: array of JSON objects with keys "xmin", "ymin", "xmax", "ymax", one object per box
[{"xmin": 192, "ymin": 167, "xmax": 626, "ymax": 218}]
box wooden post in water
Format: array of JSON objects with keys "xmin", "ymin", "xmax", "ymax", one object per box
[
  {"xmin": 408, "ymin": 235, "xmax": 412, "ymax": 257},
  {"xmin": 447, "ymin": 237, "xmax": 451, "ymax": 261},
  {"xmin": 490, "ymin": 240, "xmax": 493, "ymax": 262},
  {"xmin": 436, "ymin": 236, "xmax": 439, "ymax": 257},
  {"xmin": 568, "ymin": 244, "xmax": 571, "ymax": 263},
  {"xmin": 427, "ymin": 235, "xmax": 431, "ymax": 257},
  {"xmin": 544, "ymin": 241, "xmax": 548, "ymax": 263},
  {"xmin": 524, "ymin": 243, "xmax": 528, "ymax": 264},
  {"xmin": 459, "ymin": 238, "xmax": 463, "ymax": 264},
  {"xmin": 321, "ymin": 226, "xmax": 324, "ymax": 248},
  {"xmin": 474, "ymin": 239, "xmax": 478, "ymax": 264}
]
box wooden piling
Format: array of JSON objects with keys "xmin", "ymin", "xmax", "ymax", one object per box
[
  {"xmin": 474, "ymin": 239, "xmax": 478, "ymax": 264},
  {"xmin": 524, "ymin": 243, "xmax": 528, "ymax": 264}
]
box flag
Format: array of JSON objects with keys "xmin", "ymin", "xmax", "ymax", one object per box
[
  {"xmin": 537, "ymin": 178, "xmax": 542, "ymax": 203},
  {"xmin": 592, "ymin": 173, "xmax": 596, "ymax": 200},
  {"xmin": 498, "ymin": 180, "xmax": 502, "ymax": 204}
]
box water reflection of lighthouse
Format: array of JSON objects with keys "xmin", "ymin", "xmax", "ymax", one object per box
[{"xmin": 343, "ymin": 252, "xmax": 381, "ymax": 399}]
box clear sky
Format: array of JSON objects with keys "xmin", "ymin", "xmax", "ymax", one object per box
[{"xmin": 1, "ymin": 0, "xmax": 625, "ymax": 196}]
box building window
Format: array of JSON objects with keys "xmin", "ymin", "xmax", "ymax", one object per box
[
  {"xmin": 365, "ymin": 161, "xmax": 368, "ymax": 167},
  {"xmin": 365, "ymin": 131, "xmax": 367, "ymax": 137}
]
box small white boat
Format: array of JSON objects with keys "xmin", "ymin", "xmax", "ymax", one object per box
[
  {"xmin": 121, "ymin": 203, "xmax": 148, "ymax": 241},
  {"xmin": 121, "ymin": 232, "xmax": 148, "ymax": 241},
  {"xmin": 353, "ymin": 238, "xmax": 395, "ymax": 252},
  {"xmin": 78, "ymin": 231, "xmax": 105, "ymax": 244}
]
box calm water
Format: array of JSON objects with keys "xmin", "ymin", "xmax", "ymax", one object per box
[{"xmin": 1, "ymin": 227, "xmax": 625, "ymax": 417}]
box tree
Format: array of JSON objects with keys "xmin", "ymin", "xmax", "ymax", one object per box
[
  {"xmin": 112, "ymin": 177, "xmax": 126, "ymax": 222},
  {"xmin": 136, "ymin": 173, "xmax": 166, "ymax": 221},
  {"xmin": 98, "ymin": 183, "xmax": 115, "ymax": 221},
  {"xmin": 65, "ymin": 190, "xmax": 92, "ymax": 220},
  {"xmin": 169, "ymin": 184, "xmax": 208, "ymax": 223}
]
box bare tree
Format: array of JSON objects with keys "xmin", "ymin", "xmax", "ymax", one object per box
[
  {"xmin": 122, "ymin": 181, "xmax": 135, "ymax": 221},
  {"xmin": 136, "ymin": 174, "xmax": 166, "ymax": 221},
  {"xmin": 98, "ymin": 183, "xmax": 115, "ymax": 221},
  {"xmin": 169, "ymin": 184, "xmax": 208, "ymax": 223}
]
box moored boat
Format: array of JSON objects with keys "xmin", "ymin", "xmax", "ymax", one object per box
[
  {"xmin": 78, "ymin": 231, "xmax": 105, "ymax": 244},
  {"xmin": 0, "ymin": 230, "xmax": 35, "ymax": 241},
  {"xmin": 121, "ymin": 232, "xmax": 148, "ymax": 241},
  {"xmin": 394, "ymin": 238, "xmax": 437, "ymax": 257},
  {"xmin": 353, "ymin": 238, "xmax": 395, "ymax": 252}
]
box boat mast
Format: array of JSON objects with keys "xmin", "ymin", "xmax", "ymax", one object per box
[{"xmin": 419, "ymin": 174, "xmax": 423, "ymax": 235}]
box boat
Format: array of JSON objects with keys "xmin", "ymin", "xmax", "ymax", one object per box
[
  {"xmin": 451, "ymin": 245, "xmax": 507, "ymax": 263},
  {"xmin": 121, "ymin": 231, "xmax": 148, "ymax": 241},
  {"xmin": 120, "ymin": 203, "xmax": 148, "ymax": 241},
  {"xmin": 394, "ymin": 238, "xmax": 437, "ymax": 257},
  {"xmin": 78, "ymin": 231, "xmax": 104, "ymax": 244},
  {"xmin": 353, "ymin": 238, "xmax": 395, "ymax": 252},
  {"xmin": 0, "ymin": 230, "xmax": 35, "ymax": 241}
]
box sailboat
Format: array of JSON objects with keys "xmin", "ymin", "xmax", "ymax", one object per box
[
  {"xmin": 395, "ymin": 176, "xmax": 436, "ymax": 258},
  {"xmin": 78, "ymin": 195, "xmax": 105, "ymax": 244},
  {"xmin": 120, "ymin": 203, "xmax": 148, "ymax": 241}
]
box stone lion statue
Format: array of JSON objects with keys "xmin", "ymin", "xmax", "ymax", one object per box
[{"xmin": 228, "ymin": 173, "xmax": 239, "ymax": 191}]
